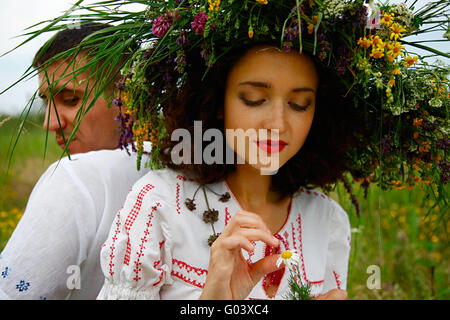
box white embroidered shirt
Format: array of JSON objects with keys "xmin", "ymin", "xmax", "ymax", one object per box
[{"xmin": 98, "ymin": 168, "xmax": 351, "ymax": 300}]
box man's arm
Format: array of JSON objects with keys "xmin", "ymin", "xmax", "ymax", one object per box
[{"xmin": 0, "ymin": 159, "xmax": 98, "ymax": 300}]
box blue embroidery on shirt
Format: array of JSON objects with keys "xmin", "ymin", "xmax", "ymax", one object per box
[
  {"xmin": 16, "ymin": 280, "xmax": 30, "ymax": 292},
  {"xmin": 1, "ymin": 267, "xmax": 10, "ymax": 278}
]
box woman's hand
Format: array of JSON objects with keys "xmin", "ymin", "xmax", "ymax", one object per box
[
  {"xmin": 315, "ymin": 289, "xmax": 348, "ymax": 300},
  {"xmin": 199, "ymin": 210, "xmax": 280, "ymax": 300}
]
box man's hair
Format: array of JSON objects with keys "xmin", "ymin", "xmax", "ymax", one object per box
[{"xmin": 32, "ymin": 23, "xmax": 114, "ymax": 68}]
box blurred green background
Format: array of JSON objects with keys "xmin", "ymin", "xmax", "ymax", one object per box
[{"xmin": 0, "ymin": 113, "xmax": 448, "ymax": 299}]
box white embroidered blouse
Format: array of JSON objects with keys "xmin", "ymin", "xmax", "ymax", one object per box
[{"xmin": 97, "ymin": 168, "xmax": 351, "ymax": 300}]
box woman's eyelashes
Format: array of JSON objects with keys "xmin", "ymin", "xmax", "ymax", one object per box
[
  {"xmin": 239, "ymin": 93, "xmax": 310, "ymax": 111},
  {"xmin": 288, "ymin": 101, "xmax": 310, "ymax": 111},
  {"xmin": 239, "ymin": 93, "xmax": 265, "ymax": 106}
]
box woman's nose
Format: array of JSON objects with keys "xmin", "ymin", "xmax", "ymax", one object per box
[{"xmin": 264, "ymin": 99, "xmax": 288, "ymax": 133}]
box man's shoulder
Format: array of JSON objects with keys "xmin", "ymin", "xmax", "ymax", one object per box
[{"xmin": 43, "ymin": 144, "xmax": 150, "ymax": 187}]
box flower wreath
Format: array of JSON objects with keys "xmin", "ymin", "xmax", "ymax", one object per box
[{"xmin": 19, "ymin": 0, "xmax": 450, "ymax": 210}]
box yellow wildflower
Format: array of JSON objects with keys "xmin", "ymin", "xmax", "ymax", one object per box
[
  {"xmin": 386, "ymin": 41, "xmax": 404, "ymax": 60},
  {"xmin": 391, "ymin": 66, "xmax": 401, "ymax": 75},
  {"xmin": 390, "ymin": 23, "xmax": 407, "ymax": 40},
  {"xmin": 307, "ymin": 15, "xmax": 319, "ymax": 34},
  {"xmin": 248, "ymin": 26, "xmax": 254, "ymax": 38},
  {"xmin": 403, "ymin": 55, "xmax": 418, "ymax": 67},
  {"xmin": 370, "ymin": 47, "xmax": 384, "ymax": 59},
  {"xmin": 388, "ymin": 78, "xmax": 395, "ymax": 87},
  {"xmin": 371, "ymin": 35, "xmax": 385, "ymax": 49},
  {"xmin": 380, "ymin": 13, "xmax": 395, "ymax": 27},
  {"xmin": 256, "ymin": 0, "xmax": 268, "ymax": 4},
  {"xmin": 413, "ymin": 118, "xmax": 423, "ymax": 127},
  {"xmin": 357, "ymin": 36, "xmax": 372, "ymax": 49},
  {"xmin": 419, "ymin": 141, "xmax": 431, "ymax": 153},
  {"xmin": 208, "ymin": 0, "xmax": 220, "ymax": 11}
]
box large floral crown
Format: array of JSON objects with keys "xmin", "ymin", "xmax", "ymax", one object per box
[{"xmin": 11, "ymin": 0, "xmax": 450, "ymax": 209}]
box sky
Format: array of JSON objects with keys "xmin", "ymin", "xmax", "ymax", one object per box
[{"xmin": 0, "ymin": 0, "xmax": 448, "ymax": 116}]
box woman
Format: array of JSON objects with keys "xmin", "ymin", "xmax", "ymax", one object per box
[
  {"xmin": 88, "ymin": 0, "xmax": 449, "ymax": 300},
  {"xmin": 97, "ymin": 43, "xmax": 357, "ymax": 300}
]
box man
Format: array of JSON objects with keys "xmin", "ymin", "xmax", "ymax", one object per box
[
  {"xmin": 35, "ymin": 24, "xmax": 122, "ymax": 154},
  {"xmin": 0, "ymin": 24, "xmax": 150, "ymax": 299}
]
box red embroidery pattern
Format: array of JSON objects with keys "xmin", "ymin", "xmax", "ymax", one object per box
[
  {"xmin": 275, "ymin": 233, "xmax": 289, "ymax": 251},
  {"xmin": 124, "ymin": 184, "xmax": 155, "ymax": 265},
  {"xmin": 153, "ymin": 269, "xmax": 164, "ymax": 287},
  {"xmin": 333, "ymin": 271, "xmax": 342, "ymax": 290},
  {"xmin": 108, "ymin": 211, "xmax": 122, "ymax": 276},
  {"xmin": 225, "ymin": 207, "xmax": 231, "ymax": 226},
  {"xmin": 292, "ymin": 215, "xmax": 324, "ymax": 287},
  {"xmin": 300, "ymin": 187, "xmax": 329, "ymax": 200},
  {"xmin": 132, "ymin": 203, "xmax": 161, "ymax": 282},
  {"xmin": 171, "ymin": 259, "xmax": 208, "ymax": 289},
  {"xmin": 176, "ymin": 182, "xmax": 182, "ymax": 215}
]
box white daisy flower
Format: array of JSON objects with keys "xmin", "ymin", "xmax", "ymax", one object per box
[{"xmin": 276, "ymin": 250, "xmax": 300, "ymax": 271}]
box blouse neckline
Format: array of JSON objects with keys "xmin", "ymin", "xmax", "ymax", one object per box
[{"xmin": 222, "ymin": 179, "xmax": 294, "ymax": 236}]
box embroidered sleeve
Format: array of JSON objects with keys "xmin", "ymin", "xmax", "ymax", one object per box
[
  {"xmin": 97, "ymin": 172, "xmax": 174, "ymax": 300},
  {"xmin": 322, "ymin": 203, "xmax": 351, "ymax": 294}
]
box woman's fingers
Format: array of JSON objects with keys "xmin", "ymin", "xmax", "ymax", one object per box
[
  {"xmin": 249, "ymin": 254, "xmax": 282, "ymax": 282},
  {"xmin": 223, "ymin": 210, "xmax": 272, "ymax": 235},
  {"xmin": 219, "ymin": 229, "xmax": 278, "ymax": 251}
]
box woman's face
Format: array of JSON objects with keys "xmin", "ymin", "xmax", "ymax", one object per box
[{"xmin": 224, "ymin": 46, "xmax": 318, "ymax": 173}]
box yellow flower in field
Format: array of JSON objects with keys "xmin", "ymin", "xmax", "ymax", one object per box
[
  {"xmin": 431, "ymin": 235, "xmax": 439, "ymax": 243},
  {"xmin": 403, "ymin": 55, "xmax": 418, "ymax": 67},
  {"xmin": 380, "ymin": 13, "xmax": 395, "ymax": 27},
  {"xmin": 390, "ymin": 23, "xmax": 407, "ymax": 40},
  {"xmin": 386, "ymin": 41, "xmax": 404, "ymax": 60},
  {"xmin": 371, "ymin": 35, "xmax": 385, "ymax": 49},
  {"xmin": 413, "ymin": 117, "xmax": 423, "ymax": 127},
  {"xmin": 208, "ymin": 0, "xmax": 220, "ymax": 11},
  {"xmin": 248, "ymin": 26, "xmax": 254, "ymax": 38},
  {"xmin": 357, "ymin": 36, "xmax": 372, "ymax": 49},
  {"xmin": 391, "ymin": 66, "xmax": 401, "ymax": 75},
  {"xmin": 388, "ymin": 78, "xmax": 395, "ymax": 87},
  {"xmin": 256, "ymin": 0, "xmax": 268, "ymax": 4},
  {"xmin": 307, "ymin": 15, "xmax": 319, "ymax": 34},
  {"xmin": 370, "ymin": 47, "xmax": 384, "ymax": 59}
]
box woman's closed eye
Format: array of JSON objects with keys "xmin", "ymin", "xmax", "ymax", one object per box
[
  {"xmin": 288, "ymin": 101, "xmax": 309, "ymax": 111},
  {"xmin": 239, "ymin": 93, "xmax": 266, "ymax": 106}
]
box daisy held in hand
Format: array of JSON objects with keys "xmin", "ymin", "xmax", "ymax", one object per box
[{"xmin": 277, "ymin": 250, "xmax": 312, "ymax": 300}]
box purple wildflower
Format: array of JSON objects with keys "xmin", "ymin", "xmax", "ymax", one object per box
[
  {"xmin": 191, "ymin": 12, "xmax": 209, "ymax": 35},
  {"xmin": 112, "ymin": 98, "xmax": 123, "ymax": 107},
  {"xmin": 152, "ymin": 14, "xmax": 172, "ymax": 37},
  {"xmin": 176, "ymin": 31, "xmax": 187, "ymax": 46}
]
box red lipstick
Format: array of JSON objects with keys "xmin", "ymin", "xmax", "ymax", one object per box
[{"xmin": 256, "ymin": 139, "xmax": 287, "ymax": 154}]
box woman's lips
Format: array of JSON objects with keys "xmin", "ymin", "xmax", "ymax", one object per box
[{"xmin": 255, "ymin": 139, "xmax": 287, "ymax": 154}]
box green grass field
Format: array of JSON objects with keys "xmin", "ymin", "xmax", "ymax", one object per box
[{"xmin": 0, "ymin": 114, "xmax": 448, "ymax": 299}]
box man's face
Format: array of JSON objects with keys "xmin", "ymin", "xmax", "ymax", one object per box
[{"xmin": 38, "ymin": 57, "xmax": 121, "ymax": 154}]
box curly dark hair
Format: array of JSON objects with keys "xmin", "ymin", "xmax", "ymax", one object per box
[{"xmin": 160, "ymin": 42, "xmax": 371, "ymax": 196}]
